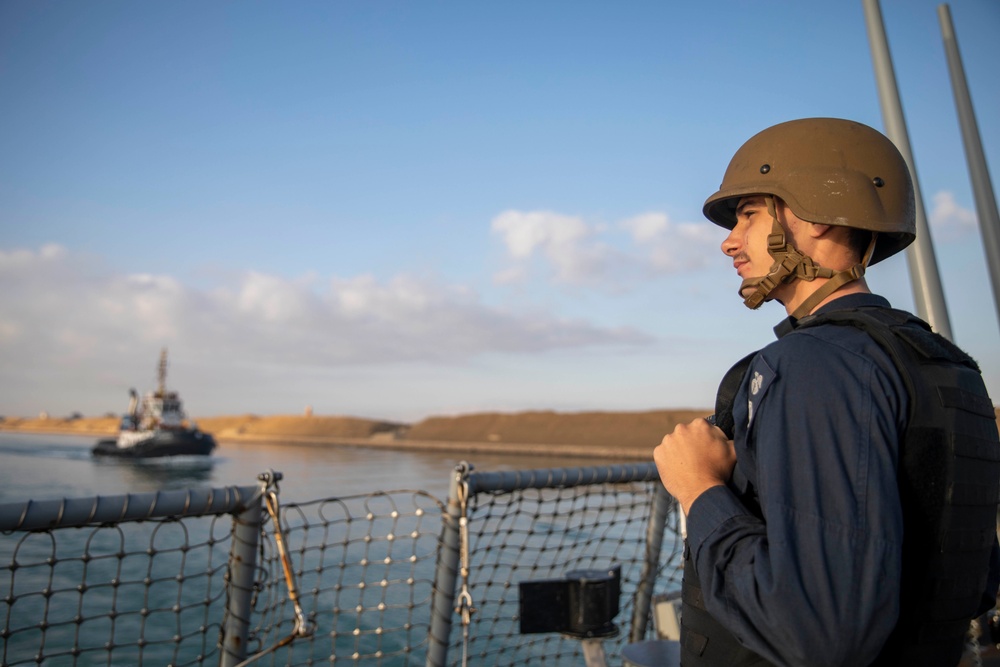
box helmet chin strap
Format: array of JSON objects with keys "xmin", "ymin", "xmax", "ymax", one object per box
[{"xmin": 738, "ymin": 196, "xmax": 876, "ymax": 319}]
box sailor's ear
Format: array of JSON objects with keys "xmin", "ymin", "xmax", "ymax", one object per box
[{"xmin": 807, "ymin": 222, "xmax": 832, "ymax": 238}]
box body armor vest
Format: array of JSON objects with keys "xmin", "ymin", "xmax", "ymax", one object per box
[{"xmin": 680, "ymin": 307, "xmax": 1000, "ymax": 667}]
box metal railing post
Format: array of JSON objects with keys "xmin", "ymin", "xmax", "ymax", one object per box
[
  {"xmin": 426, "ymin": 462, "xmax": 470, "ymax": 667},
  {"xmin": 219, "ymin": 486, "xmax": 265, "ymax": 667},
  {"xmin": 630, "ymin": 485, "xmax": 674, "ymax": 642}
]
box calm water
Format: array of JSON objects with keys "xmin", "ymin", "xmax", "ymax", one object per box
[
  {"xmin": 0, "ymin": 432, "xmax": 627, "ymax": 505},
  {"xmin": 0, "ymin": 432, "xmax": 655, "ymax": 665}
]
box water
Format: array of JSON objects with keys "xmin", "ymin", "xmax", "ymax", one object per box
[
  {"xmin": 0, "ymin": 432, "xmax": 620, "ymax": 505},
  {"xmin": 0, "ymin": 432, "xmax": 659, "ymax": 666}
]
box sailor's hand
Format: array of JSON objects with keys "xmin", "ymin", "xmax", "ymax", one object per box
[{"xmin": 653, "ymin": 418, "xmax": 736, "ymax": 515}]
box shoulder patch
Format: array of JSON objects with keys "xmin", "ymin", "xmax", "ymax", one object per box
[{"xmin": 747, "ymin": 356, "xmax": 775, "ymax": 428}]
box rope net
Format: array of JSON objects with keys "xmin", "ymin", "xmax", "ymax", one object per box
[
  {"xmin": 451, "ymin": 480, "xmax": 683, "ymax": 666},
  {"xmin": 1, "ymin": 514, "xmax": 232, "ymax": 666},
  {"xmin": 244, "ymin": 490, "xmax": 445, "ymax": 665},
  {"xmin": 1, "ymin": 468, "xmax": 683, "ymax": 666}
]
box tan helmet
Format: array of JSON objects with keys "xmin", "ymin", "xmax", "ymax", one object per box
[{"xmin": 703, "ymin": 117, "xmax": 915, "ymax": 265}]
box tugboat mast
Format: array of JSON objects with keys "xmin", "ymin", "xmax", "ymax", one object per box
[{"xmin": 157, "ymin": 348, "xmax": 168, "ymax": 397}]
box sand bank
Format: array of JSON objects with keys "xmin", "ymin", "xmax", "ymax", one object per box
[
  {"xmin": 6, "ymin": 408, "xmax": 997, "ymax": 461},
  {"xmin": 0, "ymin": 409, "xmax": 711, "ymax": 460}
]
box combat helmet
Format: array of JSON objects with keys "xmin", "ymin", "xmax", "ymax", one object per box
[{"xmin": 703, "ymin": 118, "xmax": 915, "ymax": 317}]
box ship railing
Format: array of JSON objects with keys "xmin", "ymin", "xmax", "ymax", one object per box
[{"xmin": 0, "ymin": 460, "xmax": 683, "ymax": 666}]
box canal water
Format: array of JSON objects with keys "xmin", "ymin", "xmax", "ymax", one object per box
[
  {"xmin": 0, "ymin": 432, "xmax": 629, "ymax": 505},
  {"xmin": 0, "ymin": 432, "xmax": 659, "ymax": 666}
]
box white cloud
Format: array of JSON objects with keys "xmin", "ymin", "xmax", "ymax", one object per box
[
  {"xmin": 928, "ymin": 190, "xmax": 978, "ymax": 241},
  {"xmin": 491, "ymin": 209, "xmax": 720, "ymax": 287},
  {"xmin": 620, "ymin": 212, "xmax": 669, "ymax": 242},
  {"xmin": 235, "ymin": 271, "xmax": 316, "ymax": 322},
  {"xmin": 620, "ymin": 212, "xmax": 718, "ymax": 272},
  {"xmin": 0, "ymin": 245, "xmax": 652, "ymax": 412},
  {"xmin": 491, "ymin": 209, "xmax": 616, "ymax": 283}
]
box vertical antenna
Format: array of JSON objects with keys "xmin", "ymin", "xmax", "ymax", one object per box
[
  {"xmin": 862, "ymin": 0, "xmax": 954, "ymax": 340},
  {"xmin": 158, "ymin": 348, "xmax": 168, "ymax": 396},
  {"xmin": 938, "ymin": 3, "xmax": 1000, "ymax": 332}
]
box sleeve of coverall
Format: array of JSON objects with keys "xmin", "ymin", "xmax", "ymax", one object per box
[{"xmin": 684, "ymin": 333, "xmax": 906, "ymax": 667}]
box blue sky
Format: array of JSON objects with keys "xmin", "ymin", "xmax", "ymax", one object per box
[{"xmin": 2, "ymin": 1, "xmax": 998, "ymax": 423}]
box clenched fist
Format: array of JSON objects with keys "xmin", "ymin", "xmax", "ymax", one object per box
[{"xmin": 653, "ymin": 418, "xmax": 736, "ymax": 515}]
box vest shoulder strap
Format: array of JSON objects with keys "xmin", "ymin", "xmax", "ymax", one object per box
[{"xmin": 712, "ymin": 350, "xmax": 758, "ymax": 440}]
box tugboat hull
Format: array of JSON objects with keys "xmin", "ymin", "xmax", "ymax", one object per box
[{"xmin": 92, "ymin": 430, "xmax": 216, "ymax": 458}]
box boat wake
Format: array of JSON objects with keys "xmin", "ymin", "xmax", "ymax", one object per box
[
  {"xmin": 128, "ymin": 455, "xmax": 216, "ymax": 469},
  {"xmin": 93, "ymin": 453, "xmax": 217, "ymax": 488},
  {"xmin": 0, "ymin": 442, "xmax": 93, "ymax": 461}
]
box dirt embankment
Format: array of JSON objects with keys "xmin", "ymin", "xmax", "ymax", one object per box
[
  {"xmin": 0, "ymin": 415, "xmax": 121, "ymax": 436},
  {"xmin": 404, "ymin": 409, "xmax": 711, "ymax": 449},
  {"xmin": 0, "ymin": 409, "xmax": 711, "ymax": 458},
  {"xmin": 195, "ymin": 414, "xmax": 405, "ymax": 440}
]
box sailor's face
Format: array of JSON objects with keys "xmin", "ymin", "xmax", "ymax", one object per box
[{"xmin": 721, "ymin": 196, "xmax": 774, "ymax": 298}]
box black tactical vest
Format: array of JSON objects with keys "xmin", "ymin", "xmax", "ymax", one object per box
[{"xmin": 679, "ymin": 307, "xmax": 1000, "ymax": 667}]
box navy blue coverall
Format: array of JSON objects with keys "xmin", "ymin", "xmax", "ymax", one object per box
[{"xmin": 686, "ymin": 293, "xmax": 925, "ymax": 666}]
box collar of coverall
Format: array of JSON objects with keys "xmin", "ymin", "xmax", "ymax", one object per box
[{"xmin": 737, "ymin": 195, "xmax": 877, "ymax": 319}]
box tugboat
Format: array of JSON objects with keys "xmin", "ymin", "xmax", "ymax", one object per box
[{"xmin": 92, "ymin": 349, "xmax": 216, "ymax": 458}]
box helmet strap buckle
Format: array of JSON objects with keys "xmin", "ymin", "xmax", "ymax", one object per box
[{"xmin": 790, "ymin": 262, "xmax": 866, "ymax": 319}]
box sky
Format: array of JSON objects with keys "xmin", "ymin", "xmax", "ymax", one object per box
[{"xmin": 2, "ymin": 1, "xmax": 999, "ymax": 424}]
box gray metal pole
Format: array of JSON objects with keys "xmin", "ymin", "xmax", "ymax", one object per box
[
  {"xmin": 938, "ymin": 3, "xmax": 1000, "ymax": 329},
  {"xmin": 219, "ymin": 489, "xmax": 264, "ymax": 667},
  {"xmin": 426, "ymin": 462, "xmax": 468, "ymax": 667},
  {"xmin": 629, "ymin": 485, "xmax": 673, "ymax": 643},
  {"xmin": 862, "ymin": 0, "xmax": 954, "ymax": 340},
  {"xmin": 0, "ymin": 485, "xmax": 259, "ymax": 531}
]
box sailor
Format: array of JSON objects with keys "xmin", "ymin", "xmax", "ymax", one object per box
[{"xmin": 653, "ymin": 117, "xmax": 1000, "ymax": 666}]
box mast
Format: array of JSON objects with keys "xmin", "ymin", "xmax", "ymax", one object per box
[
  {"xmin": 157, "ymin": 348, "xmax": 168, "ymax": 397},
  {"xmin": 938, "ymin": 4, "xmax": 1000, "ymax": 331},
  {"xmin": 862, "ymin": 0, "xmax": 954, "ymax": 340}
]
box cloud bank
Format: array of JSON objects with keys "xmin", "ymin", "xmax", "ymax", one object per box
[
  {"xmin": 491, "ymin": 209, "xmax": 719, "ymax": 288},
  {"xmin": 2, "ymin": 194, "xmax": 980, "ymax": 418},
  {"xmin": 0, "ymin": 243, "xmax": 650, "ymax": 381}
]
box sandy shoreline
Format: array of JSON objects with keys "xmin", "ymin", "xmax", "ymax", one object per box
[
  {"xmin": 6, "ymin": 406, "xmax": 997, "ymax": 461},
  {"xmin": 0, "ymin": 411, "xmax": 677, "ymax": 460},
  {"xmin": 0, "ymin": 428, "xmax": 652, "ymax": 461},
  {"xmin": 215, "ymin": 432, "xmax": 653, "ymax": 460},
  {"xmin": 0, "ymin": 425, "xmax": 653, "ymax": 460}
]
